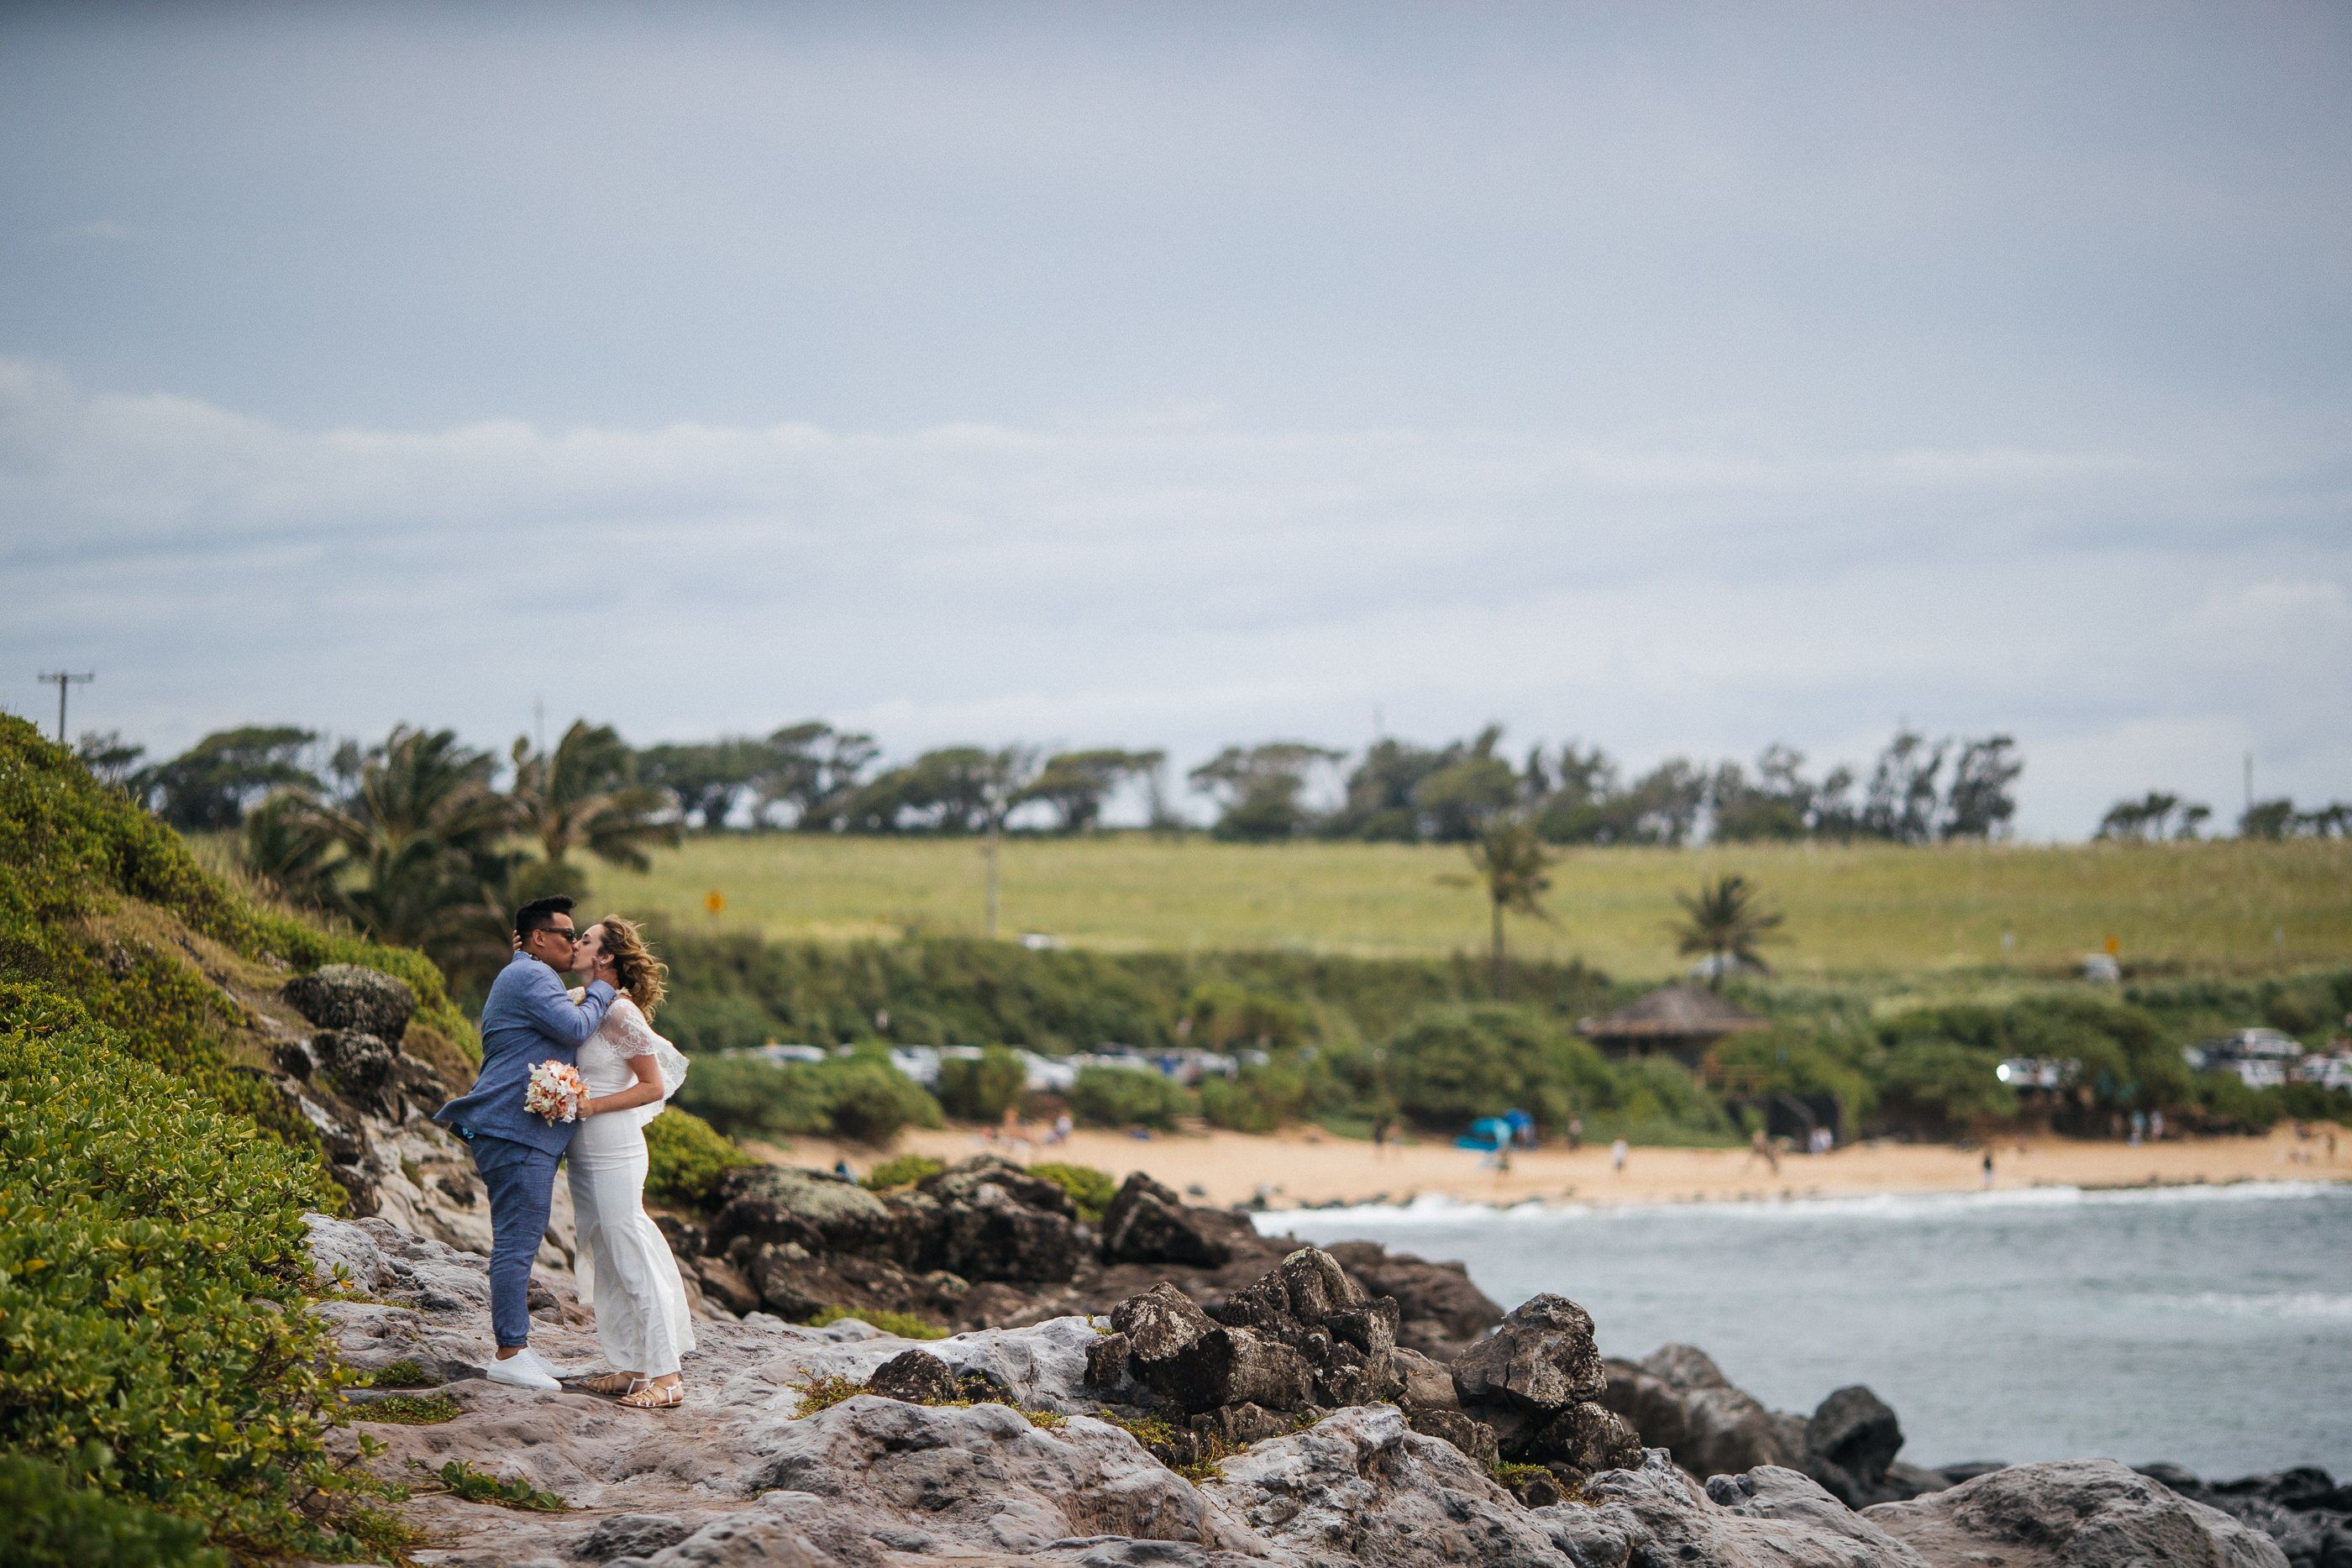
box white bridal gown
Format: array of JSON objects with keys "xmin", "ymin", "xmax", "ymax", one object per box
[{"xmin": 566, "ymin": 995, "xmax": 696, "ymax": 1377}]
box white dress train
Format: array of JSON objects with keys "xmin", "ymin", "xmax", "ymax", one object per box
[{"xmin": 566, "ymin": 995, "xmax": 696, "ymax": 1378}]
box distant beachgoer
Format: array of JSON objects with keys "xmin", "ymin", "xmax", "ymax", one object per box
[
  {"xmin": 2149, "ymin": 1110, "xmax": 2163, "ymax": 1141},
  {"xmin": 1372, "ymin": 1114, "xmax": 1391, "ymax": 1159},
  {"xmin": 834, "ymin": 1158, "xmax": 853, "ymax": 1181},
  {"xmin": 1610, "ymin": 1137, "xmax": 1628, "ymax": 1175},
  {"xmin": 1746, "ymin": 1130, "xmax": 1780, "ymax": 1175},
  {"xmin": 2129, "ymin": 1110, "xmax": 2145, "ymax": 1148},
  {"xmin": 1567, "ymin": 1117, "xmax": 1583, "ymax": 1151},
  {"xmin": 1981, "ymin": 1151, "xmax": 1994, "ymax": 1189},
  {"xmin": 1049, "ymin": 1112, "xmax": 1073, "ymax": 1145}
]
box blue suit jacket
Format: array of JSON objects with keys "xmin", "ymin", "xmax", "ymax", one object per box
[{"xmin": 435, "ymin": 952, "xmax": 617, "ymax": 1155}]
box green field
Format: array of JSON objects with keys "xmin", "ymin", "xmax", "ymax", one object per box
[{"xmin": 580, "ymin": 833, "xmax": 2352, "ymax": 982}]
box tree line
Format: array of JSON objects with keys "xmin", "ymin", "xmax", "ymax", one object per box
[{"xmin": 85, "ymin": 716, "xmax": 2038, "ymax": 847}]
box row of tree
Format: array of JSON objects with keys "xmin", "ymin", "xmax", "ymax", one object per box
[
  {"xmin": 2097, "ymin": 790, "xmax": 2352, "ymax": 842},
  {"xmin": 86, "ymin": 718, "xmax": 2029, "ymax": 847},
  {"xmin": 1189, "ymin": 726, "xmax": 2024, "ymax": 845}
]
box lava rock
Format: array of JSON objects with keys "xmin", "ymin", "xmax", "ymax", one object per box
[
  {"xmin": 1866, "ymin": 1457, "xmax": 2291, "ymax": 1568},
  {"xmin": 1142, "ymin": 1324, "xmax": 1314, "ymax": 1413},
  {"xmin": 577, "ymin": 1512, "xmax": 694, "ymax": 1560},
  {"xmin": 1322, "ymin": 1240, "xmax": 1507, "ymax": 1351},
  {"xmin": 1099, "ymin": 1172, "xmax": 1236, "ymax": 1268},
  {"xmin": 708, "ymin": 1167, "xmax": 883, "ymax": 1256},
  {"xmin": 312, "ymin": 1030, "xmax": 403, "ymax": 1114},
  {"xmin": 1403, "ymin": 1406, "xmax": 1499, "ymax": 1471},
  {"xmin": 1601, "ymin": 1344, "xmax": 1801, "ymax": 1480},
  {"xmin": 1803, "ymin": 1385, "xmax": 1904, "ymax": 1507},
  {"xmin": 1110, "ymin": 1281, "xmax": 1217, "ymax": 1366},
  {"xmin": 924, "ymin": 1174, "xmax": 1085, "ymax": 1284},
  {"xmin": 1452, "ymin": 1293, "xmax": 1604, "ymax": 1413},
  {"xmin": 282, "ymin": 964, "xmax": 417, "ymax": 1044},
  {"xmin": 865, "ymin": 1348, "xmax": 962, "ymax": 1405},
  {"xmin": 688, "ymin": 1255, "xmax": 760, "ymax": 1317}
]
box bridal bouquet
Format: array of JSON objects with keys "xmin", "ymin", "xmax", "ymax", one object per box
[{"xmin": 524, "ymin": 1060, "xmax": 588, "ymax": 1124}]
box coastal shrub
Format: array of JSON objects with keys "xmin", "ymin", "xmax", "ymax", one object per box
[
  {"xmin": 1198, "ymin": 1053, "xmax": 1315, "ymax": 1133},
  {"xmin": 1027, "ymin": 1160, "xmax": 1117, "ymax": 1220},
  {"xmin": 1182, "ymin": 980, "xmax": 1315, "ymax": 1050},
  {"xmin": 1380, "ymin": 1004, "xmax": 1615, "ymax": 1135},
  {"xmin": 1706, "ymin": 1024, "xmax": 1878, "ymax": 1126},
  {"xmin": 862, "ymin": 1153, "xmax": 946, "ymax": 1191},
  {"xmin": 1589, "ymin": 1054, "xmax": 1738, "ymax": 1146},
  {"xmin": 1070, "ymin": 1065, "xmax": 1195, "ymax": 1130},
  {"xmin": 660, "ymin": 986, "xmax": 782, "ymax": 1054},
  {"xmin": 0, "ymin": 1016, "xmax": 351, "ymax": 1558},
  {"xmin": 673, "ymin": 1051, "xmax": 942, "ymax": 1145},
  {"xmin": 0, "ymin": 1455, "xmax": 226, "ymax": 1568},
  {"xmin": 643, "ymin": 1106, "xmax": 752, "ymax": 1210},
  {"xmin": 934, "ymin": 1045, "xmax": 1027, "ymax": 1121},
  {"xmin": 646, "ymin": 921, "xmax": 1612, "ymax": 1057}
]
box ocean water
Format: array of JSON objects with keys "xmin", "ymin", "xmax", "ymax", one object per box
[{"xmin": 1262, "ymin": 1180, "xmax": 2352, "ymax": 1480}]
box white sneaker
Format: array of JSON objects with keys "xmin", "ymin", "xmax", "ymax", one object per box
[{"xmin": 485, "ymin": 1352, "xmax": 559, "ymax": 1392}]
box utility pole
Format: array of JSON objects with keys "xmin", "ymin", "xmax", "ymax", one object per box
[
  {"xmin": 984, "ymin": 804, "xmax": 1000, "ymax": 941},
  {"xmin": 37, "ymin": 670, "xmax": 93, "ymax": 743}
]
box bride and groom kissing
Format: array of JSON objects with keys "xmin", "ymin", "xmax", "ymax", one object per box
[{"xmin": 435, "ymin": 896, "xmax": 696, "ymax": 1409}]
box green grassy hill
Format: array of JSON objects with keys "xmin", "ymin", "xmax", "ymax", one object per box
[{"xmin": 585, "ymin": 832, "xmax": 2352, "ymax": 981}]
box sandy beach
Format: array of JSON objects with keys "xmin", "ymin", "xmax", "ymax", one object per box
[{"xmin": 753, "ymin": 1119, "xmax": 2349, "ymax": 1212}]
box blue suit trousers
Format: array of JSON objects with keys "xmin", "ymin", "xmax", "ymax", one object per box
[{"xmin": 470, "ymin": 1133, "xmax": 562, "ymax": 1348}]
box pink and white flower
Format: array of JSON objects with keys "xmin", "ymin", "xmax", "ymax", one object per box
[{"xmin": 524, "ymin": 1060, "xmax": 588, "ymax": 1124}]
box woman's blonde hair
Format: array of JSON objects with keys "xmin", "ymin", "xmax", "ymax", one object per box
[{"xmin": 595, "ymin": 915, "xmax": 668, "ymax": 1015}]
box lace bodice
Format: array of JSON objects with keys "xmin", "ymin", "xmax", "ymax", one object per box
[{"xmin": 577, "ymin": 995, "xmax": 666, "ymax": 1095}]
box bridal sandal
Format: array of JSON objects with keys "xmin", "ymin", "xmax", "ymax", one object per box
[
  {"xmin": 577, "ymin": 1371, "xmax": 638, "ymax": 1396},
  {"xmin": 617, "ymin": 1378, "xmax": 684, "ymax": 1410}
]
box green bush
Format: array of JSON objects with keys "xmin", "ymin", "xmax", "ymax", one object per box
[
  {"xmin": 673, "ymin": 1052, "xmax": 943, "ymax": 1146},
  {"xmin": 1182, "ymin": 980, "xmax": 1315, "ymax": 1050},
  {"xmin": 1198, "ymin": 1055, "xmax": 1314, "ymax": 1133},
  {"xmin": 0, "ymin": 1455, "xmax": 226, "ymax": 1568},
  {"xmin": 645, "ymin": 920, "xmax": 1612, "ymax": 1058},
  {"xmin": 862, "ymin": 1153, "xmax": 947, "ymax": 1191},
  {"xmin": 643, "ymin": 1106, "xmax": 753, "ymax": 1210},
  {"xmin": 0, "ymin": 1012, "xmax": 350, "ymax": 1558},
  {"xmin": 934, "ymin": 1045, "xmax": 1027, "ymax": 1121},
  {"xmin": 1381, "ymin": 1004, "xmax": 1612, "ymax": 1132},
  {"xmin": 1027, "ymin": 1160, "xmax": 1117, "ymax": 1220},
  {"xmin": 1070, "ymin": 1065, "xmax": 1196, "ymax": 1130}
]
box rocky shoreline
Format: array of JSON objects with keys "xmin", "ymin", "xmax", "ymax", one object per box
[{"xmin": 272, "ymin": 966, "xmax": 2336, "ymax": 1568}]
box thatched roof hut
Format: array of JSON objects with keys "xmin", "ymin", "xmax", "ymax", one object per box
[{"xmin": 1577, "ymin": 983, "xmax": 1769, "ymax": 1066}]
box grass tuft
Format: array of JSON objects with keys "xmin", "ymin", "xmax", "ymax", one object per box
[{"xmin": 799, "ymin": 1303, "xmax": 949, "ymax": 1340}]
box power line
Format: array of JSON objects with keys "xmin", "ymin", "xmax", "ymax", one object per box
[{"xmin": 36, "ymin": 670, "xmax": 93, "ymax": 744}]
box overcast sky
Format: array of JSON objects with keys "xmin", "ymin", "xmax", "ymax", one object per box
[{"xmin": 3, "ymin": 1, "xmax": 2347, "ymax": 836}]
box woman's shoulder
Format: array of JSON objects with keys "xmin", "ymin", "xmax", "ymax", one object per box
[{"xmin": 604, "ymin": 994, "xmax": 646, "ymax": 1024}]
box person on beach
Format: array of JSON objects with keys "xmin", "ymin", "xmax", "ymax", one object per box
[
  {"xmin": 1611, "ymin": 1137, "xmax": 1628, "ymax": 1175},
  {"xmin": 563, "ymin": 916, "xmax": 695, "ymax": 1410},
  {"xmin": 1745, "ymin": 1129, "xmax": 1780, "ymax": 1175},
  {"xmin": 434, "ymin": 896, "xmax": 617, "ymax": 1390},
  {"xmin": 1982, "ymin": 1151, "xmax": 1995, "ymax": 1188}
]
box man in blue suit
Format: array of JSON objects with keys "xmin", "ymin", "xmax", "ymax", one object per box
[{"xmin": 435, "ymin": 894, "xmax": 617, "ymax": 1389}]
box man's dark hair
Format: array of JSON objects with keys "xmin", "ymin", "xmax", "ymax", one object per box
[{"xmin": 515, "ymin": 895, "xmax": 576, "ymax": 940}]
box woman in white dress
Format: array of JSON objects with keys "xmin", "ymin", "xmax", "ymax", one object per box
[{"xmin": 564, "ymin": 916, "xmax": 695, "ymax": 1410}]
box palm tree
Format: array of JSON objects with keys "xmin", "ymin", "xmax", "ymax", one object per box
[
  {"xmin": 1452, "ymin": 815, "xmax": 1558, "ymax": 999},
  {"xmin": 1669, "ymin": 873, "xmax": 1786, "ymax": 989},
  {"xmin": 250, "ymin": 726, "xmax": 517, "ymax": 978},
  {"xmin": 507, "ymin": 721, "xmax": 679, "ymax": 881}
]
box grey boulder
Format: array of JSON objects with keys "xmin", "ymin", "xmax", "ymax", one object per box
[
  {"xmin": 282, "ymin": 963, "xmax": 417, "ymax": 1043},
  {"xmin": 1451, "ymin": 1293, "xmax": 1604, "ymax": 1413},
  {"xmin": 1866, "ymin": 1458, "xmax": 2292, "ymax": 1568}
]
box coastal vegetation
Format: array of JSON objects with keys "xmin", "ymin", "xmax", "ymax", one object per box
[{"xmin": 0, "ymin": 716, "xmax": 472, "ymax": 1560}]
